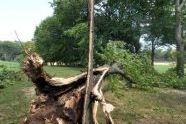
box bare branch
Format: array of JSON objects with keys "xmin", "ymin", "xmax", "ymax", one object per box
[
  {"xmin": 14, "ymin": 31, "xmax": 24, "ymax": 50},
  {"xmin": 180, "ymin": 0, "xmax": 186, "ymax": 9},
  {"xmin": 92, "ymin": 68, "xmax": 109, "ymax": 100},
  {"xmin": 92, "ymin": 101, "xmax": 99, "ymax": 124},
  {"xmin": 14, "ymin": 31, "xmax": 29, "ymax": 55},
  {"xmin": 100, "ymin": 90, "xmax": 115, "ymax": 124}
]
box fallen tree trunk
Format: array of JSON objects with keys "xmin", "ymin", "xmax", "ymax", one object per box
[{"xmin": 21, "ymin": 53, "xmax": 134, "ymax": 124}]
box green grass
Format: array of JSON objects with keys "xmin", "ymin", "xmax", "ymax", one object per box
[
  {"xmin": 0, "ymin": 61, "xmax": 32, "ymax": 123},
  {"xmin": 0, "ymin": 63, "xmax": 83, "ymax": 124},
  {"xmin": 154, "ymin": 65, "xmax": 172, "ymax": 73},
  {"xmin": 0, "ymin": 81, "xmax": 32, "ymax": 124},
  {"xmin": 44, "ymin": 66, "xmax": 83, "ymax": 77},
  {"xmin": 154, "ymin": 63, "xmax": 175, "ymax": 73},
  {"xmin": 0, "ymin": 61, "xmax": 186, "ymax": 124},
  {"xmin": 154, "ymin": 63, "xmax": 186, "ymax": 74},
  {"xmin": 0, "ymin": 60, "xmax": 20, "ymax": 71},
  {"xmin": 97, "ymin": 88, "xmax": 186, "ymax": 124}
]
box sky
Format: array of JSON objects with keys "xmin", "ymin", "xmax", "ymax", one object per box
[{"xmin": 0, "ymin": 0, "xmax": 53, "ymax": 41}]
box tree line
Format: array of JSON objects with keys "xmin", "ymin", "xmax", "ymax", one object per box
[
  {"xmin": 34, "ymin": 0, "xmax": 186, "ymax": 77},
  {"xmin": 0, "ymin": 41, "xmax": 21, "ymax": 61},
  {"xmin": 0, "ymin": 41, "xmax": 34, "ymax": 61}
]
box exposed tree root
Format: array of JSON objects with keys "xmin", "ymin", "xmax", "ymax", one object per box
[{"xmin": 21, "ymin": 53, "xmax": 133, "ymax": 124}]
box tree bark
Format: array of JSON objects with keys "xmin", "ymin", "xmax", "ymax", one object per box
[
  {"xmin": 175, "ymin": 0, "xmax": 185, "ymax": 77},
  {"xmin": 151, "ymin": 40, "xmax": 155, "ymax": 66},
  {"xmin": 82, "ymin": 0, "xmax": 95, "ymax": 123}
]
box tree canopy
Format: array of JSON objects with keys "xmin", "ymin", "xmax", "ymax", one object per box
[
  {"xmin": 34, "ymin": 0, "xmax": 186, "ymax": 71},
  {"xmin": 0, "ymin": 41, "xmax": 21, "ymax": 61}
]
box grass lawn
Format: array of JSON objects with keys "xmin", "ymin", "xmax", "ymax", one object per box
[
  {"xmin": 0, "ymin": 62, "xmax": 84, "ymax": 124},
  {"xmin": 44, "ymin": 66, "xmax": 83, "ymax": 77},
  {"xmin": 154, "ymin": 62, "xmax": 186, "ymax": 74},
  {"xmin": 154, "ymin": 62, "xmax": 175, "ymax": 73},
  {"xmin": 0, "ymin": 80, "xmax": 32, "ymax": 124},
  {"xmin": 0, "ymin": 61, "xmax": 186, "ymax": 124},
  {"xmin": 98, "ymin": 88, "xmax": 186, "ymax": 124},
  {"xmin": 0, "ymin": 60, "xmax": 20, "ymax": 71},
  {"xmin": 154, "ymin": 65, "xmax": 172, "ymax": 73}
]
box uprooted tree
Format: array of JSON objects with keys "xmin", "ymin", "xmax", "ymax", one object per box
[
  {"xmin": 20, "ymin": 52, "xmax": 136, "ymax": 124},
  {"xmin": 20, "ymin": 0, "xmax": 135, "ymax": 123}
]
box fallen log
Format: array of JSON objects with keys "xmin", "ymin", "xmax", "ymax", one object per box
[{"xmin": 21, "ymin": 52, "xmax": 134, "ymax": 124}]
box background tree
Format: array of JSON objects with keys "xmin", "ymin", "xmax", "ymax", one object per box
[
  {"xmin": 142, "ymin": 0, "xmax": 175, "ymax": 66},
  {"xmin": 34, "ymin": 0, "xmax": 186, "ymax": 72},
  {"xmin": 175, "ymin": 0, "xmax": 185, "ymax": 77},
  {"xmin": 34, "ymin": 16, "xmax": 63, "ymax": 64},
  {"xmin": 0, "ymin": 41, "xmax": 21, "ymax": 61},
  {"xmin": 95, "ymin": 0, "xmax": 144, "ymax": 53}
]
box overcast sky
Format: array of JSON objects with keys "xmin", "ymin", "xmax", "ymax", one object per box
[{"xmin": 0, "ymin": 0, "xmax": 53, "ymax": 41}]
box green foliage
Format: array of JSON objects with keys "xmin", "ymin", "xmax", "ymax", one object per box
[
  {"xmin": 34, "ymin": 14, "xmax": 88, "ymax": 66},
  {"xmin": 160, "ymin": 68, "xmax": 186, "ymax": 89},
  {"xmin": 35, "ymin": 0, "xmax": 152, "ymax": 66},
  {"xmin": 143, "ymin": 0, "xmax": 175, "ymax": 45},
  {"xmin": 101, "ymin": 41, "xmax": 186, "ymax": 89},
  {"xmin": 33, "ymin": 0, "xmax": 186, "ymax": 70},
  {"xmin": 34, "ymin": 16, "xmax": 62, "ymax": 63},
  {"xmin": 16, "ymin": 41, "xmax": 36, "ymax": 63},
  {"xmin": 0, "ymin": 65, "xmax": 22, "ymax": 89},
  {"xmin": 52, "ymin": 0, "xmax": 87, "ymax": 28},
  {"xmin": 23, "ymin": 41, "xmax": 35, "ymax": 52},
  {"xmin": 0, "ymin": 41, "xmax": 35, "ymax": 63},
  {"xmin": 64, "ymin": 22, "xmax": 88, "ymax": 65},
  {"xmin": 106, "ymin": 75, "xmax": 121, "ymax": 92},
  {"xmin": 153, "ymin": 48, "xmax": 177, "ymax": 62},
  {"xmin": 100, "ymin": 41, "xmax": 157, "ymax": 89},
  {"xmin": 95, "ymin": 0, "xmax": 142, "ymax": 52},
  {"xmin": 0, "ymin": 41, "xmax": 22, "ymax": 61}
]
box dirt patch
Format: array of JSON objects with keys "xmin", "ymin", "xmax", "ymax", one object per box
[
  {"xmin": 21, "ymin": 87, "xmax": 35, "ymax": 97},
  {"xmin": 159, "ymin": 88, "xmax": 186, "ymax": 96}
]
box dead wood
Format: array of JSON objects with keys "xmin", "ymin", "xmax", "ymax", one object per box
[{"xmin": 21, "ymin": 53, "xmax": 134, "ymax": 124}]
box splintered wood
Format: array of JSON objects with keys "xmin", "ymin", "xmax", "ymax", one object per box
[{"xmin": 21, "ymin": 53, "xmax": 118, "ymax": 124}]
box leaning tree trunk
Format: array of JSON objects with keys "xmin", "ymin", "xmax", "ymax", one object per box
[{"xmin": 175, "ymin": 0, "xmax": 185, "ymax": 77}]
